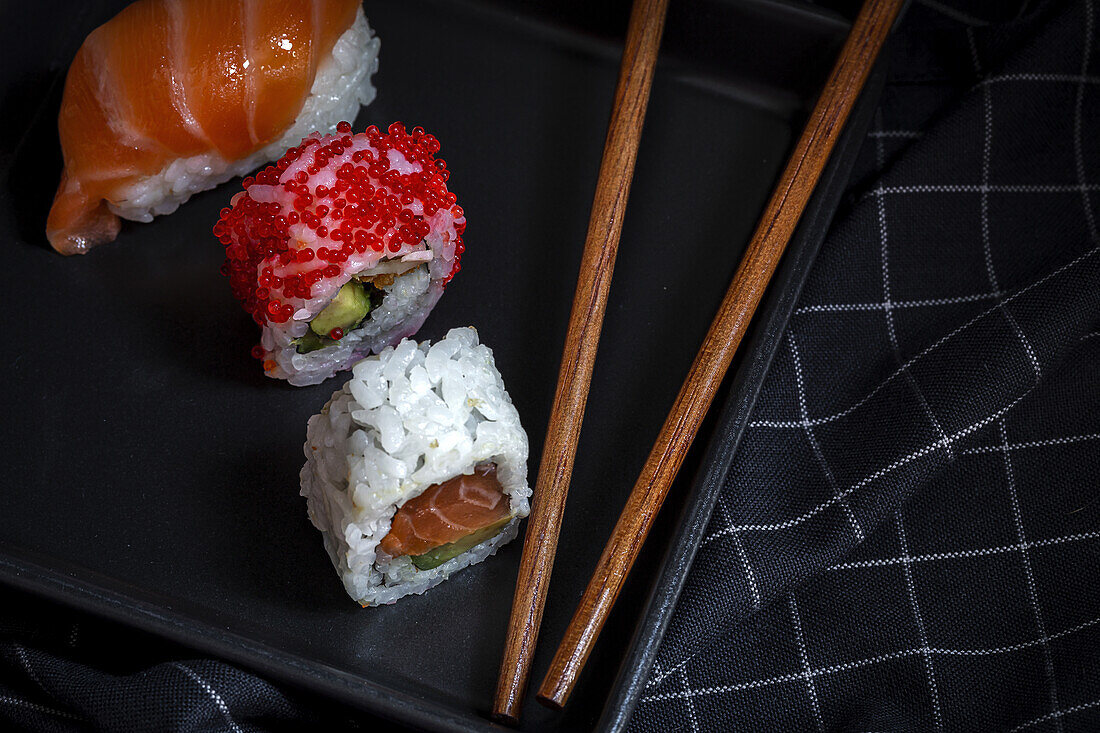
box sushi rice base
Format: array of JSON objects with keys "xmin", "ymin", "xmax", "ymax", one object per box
[
  {"xmin": 300, "ymin": 328, "xmax": 531, "ymax": 606},
  {"xmin": 106, "ymin": 6, "xmax": 380, "ymax": 223}
]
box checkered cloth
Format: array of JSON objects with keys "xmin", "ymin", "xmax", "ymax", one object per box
[
  {"xmin": 1, "ymin": 1, "xmax": 1097, "ymax": 731},
  {"xmin": 630, "ymin": 0, "xmax": 1100, "ymax": 730}
]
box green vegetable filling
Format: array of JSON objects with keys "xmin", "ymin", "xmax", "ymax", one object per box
[
  {"xmin": 409, "ymin": 516, "xmax": 513, "ymax": 571},
  {"xmin": 292, "ymin": 279, "xmax": 380, "ymax": 354},
  {"xmin": 310, "ymin": 280, "xmax": 373, "ymax": 336}
]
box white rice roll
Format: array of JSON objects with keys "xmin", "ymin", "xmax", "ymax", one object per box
[{"xmin": 300, "ymin": 328, "xmax": 530, "ymax": 606}]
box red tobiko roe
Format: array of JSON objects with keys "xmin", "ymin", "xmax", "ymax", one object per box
[{"xmin": 214, "ymin": 121, "xmax": 466, "ymax": 328}]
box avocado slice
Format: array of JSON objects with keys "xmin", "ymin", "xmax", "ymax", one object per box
[
  {"xmin": 310, "ymin": 280, "xmax": 372, "ymax": 337},
  {"xmin": 409, "ymin": 516, "xmax": 513, "ymax": 571}
]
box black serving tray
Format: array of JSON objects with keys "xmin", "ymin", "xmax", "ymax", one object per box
[{"xmin": 0, "ymin": 0, "xmax": 885, "ymax": 730}]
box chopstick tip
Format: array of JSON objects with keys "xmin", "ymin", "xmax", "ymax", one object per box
[
  {"xmin": 535, "ymin": 685, "xmax": 567, "ymax": 711},
  {"xmin": 489, "ymin": 710, "xmax": 521, "ymax": 727}
]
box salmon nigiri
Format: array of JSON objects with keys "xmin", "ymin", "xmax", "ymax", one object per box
[{"xmin": 47, "ymin": 0, "xmax": 379, "ymax": 255}]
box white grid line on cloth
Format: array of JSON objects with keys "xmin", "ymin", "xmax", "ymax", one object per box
[
  {"xmin": 171, "ymin": 663, "xmax": 244, "ymax": 733},
  {"xmin": 872, "ymin": 183, "xmax": 1100, "ymax": 195},
  {"xmin": 788, "ymin": 593, "xmax": 825, "ymax": 731},
  {"xmin": 714, "ymin": 383, "xmax": 1034, "ymax": 536},
  {"xmin": 795, "ymin": 291, "xmax": 999, "ymax": 315},
  {"xmin": 1011, "ymin": 699, "xmax": 1100, "ymax": 731},
  {"xmin": 677, "ymin": 666, "xmax": 701, "ymax": 733},
  {"xmin": 789, "ymin": 335, "xmax": 865, "ymax": 540},
  {"xmin": 1083, "ymin": 331, "xmax": 1100, "ymax": 340},
  {"xmin": 999, "ymin": 419, "xmax": 1063, "ymax": 731},
  {"xmin": 730, "ymin": 532, "xmax": 761, "ymax": 608},
  {"xmin": 828, "ymin": 529, "xmax": 1100, "ymax": 571},
  {"xmin": 715, "ymin": 495, "xmax": 762, "ymax": 608},
  {"xmin": 639, "ymin": 616, "xmax": 1100, "ymax": 705},
  {"xmin": 712, "ymin": 437, "xmax": 938, "ymax": 535},
  {"xmin": 971, "ymin": 31, "xmax": 1043, "ymax": 384},
  {"xmin": 746, "ymin": 245, "xmax": 1098, "ymax": 431},
  {"xmin": 647, "ymin": 661, "xmax": 685, "ymax": 689},
  {"xmin": 1076, "ymin": 0, "xmax": 1099, "ymax": 243},
  {"xmin": 868, "ymin": 130, "xmax": 924, "ymax": 138},
  {"xmin": 896, "ymin": 512, "xmax": 944, "ymax": 729},
  {"xmin": 931, "ymin": 614, "xmax": 1100, "ymax": 655},
  {"xmin": 874, "ymin": 113, "xmax": 956, "ymax": 462},
  {"xmin": 982, "ymin": 73, "xmax": 1100, "ymax": 86},
  {"xmin": 644, "ymin": 669, "xmax": 807, "ymax": 701},
  {"xmin": 648, "ymin": 660, "xmax": 671, "ymax": 689},
  {"xmin": 0, "ymin": 695, "xmax": 84, "ymax": 722},
  {"xmin": 962, "ymin": 432, "xmax": 1100, "ymax": 455}
]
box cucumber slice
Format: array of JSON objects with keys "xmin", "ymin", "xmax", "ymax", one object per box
[{"xmin": 409, "ymin": 516, "xmax": 513, "ymax": 571}]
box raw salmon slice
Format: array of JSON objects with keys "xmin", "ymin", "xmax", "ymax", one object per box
[{"xmin": 379, "ymin": 465, "xmax": 513, "ymax": 558}]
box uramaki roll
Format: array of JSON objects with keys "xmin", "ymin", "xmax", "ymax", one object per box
[
  {"xmin": 216, "ymin": 122, "xmax": 465, "ymax": 385},
  {"xmin": 300, "ymin": 328, "xmax": 530, "ymax": 606}
]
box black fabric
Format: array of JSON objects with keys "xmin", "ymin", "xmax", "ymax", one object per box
[
  {"xmin": 2, "ymin": 1, "xmax": 1098, "ymax": 731},
  {"xmin": 0, "ymin": 592, "xmax": 365, "ymax": 732},
  {"xmin": 632, "ymin": 0, "xmax": 1100, "ymax": 730}
]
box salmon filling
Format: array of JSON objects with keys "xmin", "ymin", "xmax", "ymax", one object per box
[{"xmin": 379, "ymin": 464, "xmax": 512, "ymax": 560}]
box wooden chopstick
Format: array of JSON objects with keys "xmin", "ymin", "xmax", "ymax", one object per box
[
  {"xmin": 492, "ymin": 0, "xmax": 670, "ymax": 723},
  {"xmin": 536, "ymin": 0, "xmax": 906, "ymax": 710}
]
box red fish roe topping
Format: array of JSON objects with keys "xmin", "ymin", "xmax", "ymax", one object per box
[{"xmin": 214, "ymin": 122, "xmax": 465, "ymax": 326}]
